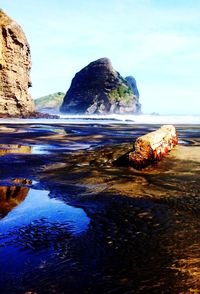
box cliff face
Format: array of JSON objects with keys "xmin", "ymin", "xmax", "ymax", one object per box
[
  {"xmin": 60, "ymin": 58, "xmax": 141, "ymax": 114},
  {"xmin": 125, "ymin": 76, "xmax": 141, "ymax": 113},
  {"xmin": 0, "ymin": 10, "xmax": 35, "ymax": 116}
]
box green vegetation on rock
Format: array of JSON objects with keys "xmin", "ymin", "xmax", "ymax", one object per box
[
  {"xmin": 35, "ymin": 92, "xmax": 65, "ymax": 111},
  {"xmin": 109, "ymin": 84, "xmax": 133, "ymax": 103}
]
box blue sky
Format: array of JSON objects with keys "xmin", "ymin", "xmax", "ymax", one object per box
[{"xmin": 1, "ymin": 0, "xmax": 200, "ymax": 114}]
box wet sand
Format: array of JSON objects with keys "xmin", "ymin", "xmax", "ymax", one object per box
[{"xmin": 0, "ymin": 123, "xmax": 200, "ymax": 293}]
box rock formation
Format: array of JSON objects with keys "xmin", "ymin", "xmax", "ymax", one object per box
[
  {"xmin": 0, "ymin": 10, "xmax": 35, "ymax": 117},
  {"xmin": 125, "ymin": 76, "xmax": 141, "ymax": 113},
  {"xmin": 60, "ymin": 58, "xmax": 141, "ymax": 114}
]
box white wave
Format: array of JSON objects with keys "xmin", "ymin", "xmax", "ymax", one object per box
[
  {"xmin": 0, "ymin": 114, "xmax": 200, "ymax": 124},
  {"xmin": 58, "ymin": 113, "xmax": 200, "ymax": 124}
]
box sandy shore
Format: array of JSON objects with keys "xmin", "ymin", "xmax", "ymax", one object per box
[{"xmin": 0, "ymin": 122, "xmax": 200, "ymax": 293}]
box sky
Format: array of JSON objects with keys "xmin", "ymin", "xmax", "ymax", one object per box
[{"xmin": 1, "ymin": 0, "xmax": 200, "ymax": 115}]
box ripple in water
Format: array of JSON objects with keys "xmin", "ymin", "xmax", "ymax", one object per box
[
  {"xmin": 0, "ymin": 186, "xmax": 90, "ymax": 234},
  {"xmin": 0, "ymin": 184, "xmax": 90, "ymax": 293}
]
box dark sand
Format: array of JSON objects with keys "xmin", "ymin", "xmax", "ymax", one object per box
[{"xmin": 0, "ymin": 123, "xmax": 200, "ymax": 293}]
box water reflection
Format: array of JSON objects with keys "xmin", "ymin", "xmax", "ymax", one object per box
[
  {"xmin": 0, "ymin": 144, "xmax": 33, "ymax": 218},
  {"xmin": 0, "ymin": 144, "xmax": 32, "ymax": 156},
  {"xmin": 0, "ymin": 188, "xmax": 90, "ymax": 234},
  {"xmin": 0, "ymin": 187, "xmax": 90, "ymax": 293},
  {"xmin": 0, "ymin": 178, "xmax": 31, "ymax": 218}
]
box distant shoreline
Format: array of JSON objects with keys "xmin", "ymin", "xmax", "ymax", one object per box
[{"xmin": 0, "ymin": 114, "xmax": 199, "ymax": 125}]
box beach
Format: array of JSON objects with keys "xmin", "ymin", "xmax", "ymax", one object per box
[{"xmin": 0, "ymin": 119, "xmax": 200, "ymax": 293}]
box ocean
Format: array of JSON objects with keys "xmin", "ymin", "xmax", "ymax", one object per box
[{"xmin": 0, "ymin": 114, "xmax": 200, "ymax": 125}]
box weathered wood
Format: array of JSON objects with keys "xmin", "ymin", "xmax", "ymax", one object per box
[{"xmin": 128, "ymin": 125, "xmax": 178, "ymax": 169}]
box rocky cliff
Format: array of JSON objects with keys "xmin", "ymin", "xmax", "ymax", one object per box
[
  {"xmin": 60, "ymin": 58, "xmax": 141, "ymax": 114},
  {"xmin": 0, "ymin": 10, "xmax": 35, "ymax": 117},
  {"xmin": 125, "ymin": 76, "xmax": 141, "ymax": 113}
]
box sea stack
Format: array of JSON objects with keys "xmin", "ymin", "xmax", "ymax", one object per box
[
  {"xmin": 60, "ymin": 58, "xmax": 141, "ymax": 114},
  {"xmin": 0, "ymin": 10, "xmax": 35, "ymax": 117},
  {"xmin": 125, "ymin": 76, "xmax": 141, "ymax": 113}
]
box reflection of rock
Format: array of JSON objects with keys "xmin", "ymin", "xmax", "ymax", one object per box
[
  {"xmin": 0, "ymin": 178, "xmax": 31, "ymax": 217},
  {"xmin": 0, "ymin": 10, "xmax": 35, "ymax": 117},
  {"xmin": 0, "ymin": 144, "xmax": 32, "ymax": 217},
  {"xmin": 0, "ymin": 144, "xmax": 32, "ymax": 156}
]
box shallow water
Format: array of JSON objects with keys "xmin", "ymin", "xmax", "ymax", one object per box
[{"xmin": 0, "ymin": 122, "xmax": 200, "ymax": 293}]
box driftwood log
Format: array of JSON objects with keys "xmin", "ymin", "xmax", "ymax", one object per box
[
  {"xmin": 129, "ymin": 125, "xmax": 178, "ymax": 168},
  {"xmin": 115, "ymin": 125, "xmax": 178, "ymax": 169}
]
